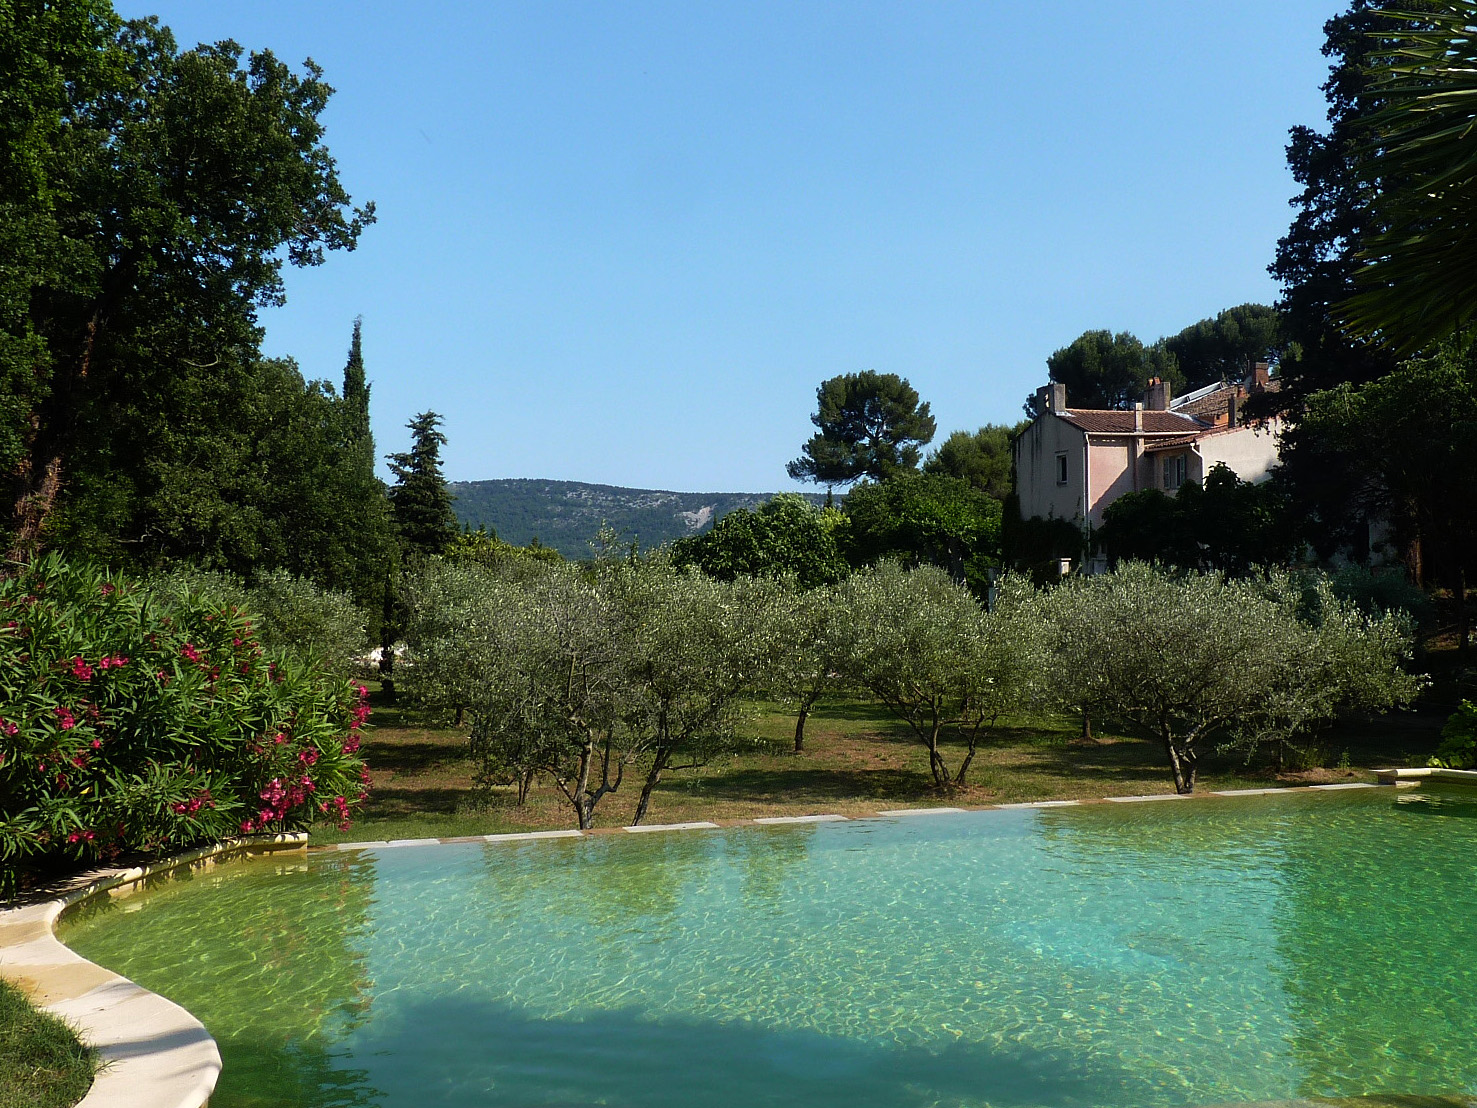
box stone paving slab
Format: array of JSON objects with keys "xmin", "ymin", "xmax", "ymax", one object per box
[
  {"xmin": 753, "ymin": 814, "xmax": 849, "ymax": 824},
  {"xmin": 876, "ymin": 806, "xmax": 968, "ymax": 816}
]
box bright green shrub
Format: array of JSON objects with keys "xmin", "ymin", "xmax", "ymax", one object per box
[
  {"xmin": 0, "ymin": 557, "xmax": 371, "ymax": 898},
  {"xmin": 1432, "ymin": 700, "xmax": 1477, "ymax": 769}
]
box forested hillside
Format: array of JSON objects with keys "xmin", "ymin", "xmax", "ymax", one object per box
[{"xmin": 449, "ymin": 479, "xmax": 823, "ymax": 557}]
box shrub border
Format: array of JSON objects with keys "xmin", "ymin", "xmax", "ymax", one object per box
[{"xmin": 0, "ymin": 833, "xmax": 306, "ymax": 1108}]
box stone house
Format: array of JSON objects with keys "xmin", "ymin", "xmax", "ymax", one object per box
[{"xmin": 1013, "ymin": 366, "xmax": 1281, "ymax": 537}]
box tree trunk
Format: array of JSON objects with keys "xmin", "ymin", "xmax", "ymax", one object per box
[
  {"xmin": 516, "ymin": 768, "xmax": 534, "ymax": 805},
  {"xmin": 1081, "ymin": 711, "xmax": 1093, "ymax": 742},
  {"xmin": 926, "ymin": 721, "xmax": 951, "ymax": 789},
  {"xmin": 632, "ymin": 747, "xmax": 671, "ymax": 826},
  {"xmin": 1163, "ymin": 731, "xmax": 1196, "ymax": 795},
  {"xmin": 1457, "ymin": 562, "xmax": 1469, "ymax": 655},
  {"xmin": 454, "ymin": 705, "xmax": 465, "ymax": 727},
  {"xmin": 954, "ymin": 732, "xmax": 979, "ymax": 786},
  {"xmin": 793, "ymin": 707, "xmax": 809, "ymax": 754},
  {"xmin": 6, "ymin": 448, "xmax": 63, "ymax": 563},
  {"xmin": 569, "ymin": 737, "xmax": 596, "ymax": 829}
]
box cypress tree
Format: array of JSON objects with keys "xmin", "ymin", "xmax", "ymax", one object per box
[
  {"xmin": 342, "ymin": 318, "xmax": 372, "ymax": 444},
  {"xmin": 336, "ymin": 319, "xmax": 395, "ymax": 612}
]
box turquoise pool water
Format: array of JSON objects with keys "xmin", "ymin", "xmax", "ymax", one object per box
[{"xmin": 61, "ymin": 788, "xmax": 1477, "ymax": 1108}]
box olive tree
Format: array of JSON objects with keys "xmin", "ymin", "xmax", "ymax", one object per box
[
  {"xmin": 766, "ymin": 583, "xmax": 852, "ymax": 754},
  {"xmin": 404, "ymin": 559, "xmax": 639, "ymax": 825},
  {"xmin": 405, "ymin": 555, "xmax": 784, "ymax": 828},
  {"xmin": 840, "ymin": 562, "xmax": 1035, "ymax": 788},
  {"xmin": 614, "ymin": 562, "xmax": 785, "ymax": 825},
  {"xmin": 1040, "ymin": 563, "xmax": 1422, "ymax": 794}
]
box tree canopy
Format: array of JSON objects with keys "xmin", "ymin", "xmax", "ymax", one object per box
[
  {"xmin": 388, "ymin": 412, "xmax": 458, "ymax": 559},
  {"xmin": 1299, "ymin": 341, "xmax": 1477, "ymax": 649},
  {"xmin": 922, "ymin": 424, "xmax": 1020, "ymax": 501},
  {"xmin": 1096, "ymin": 465, "xmax": 1299, "ymax": 576},
  {"xmin": 1267, "ymin": 0, "xmax": 1421, "ymax": 411},
  {"xmin": 1163, "ymin": 304, "xmax": 1285, "ymax": 389},
  {"xmin": 1037, "ymin": 330, "xmax": 1181, "ymax": 412},
  {"xmin": 787, "ymin": 371, "xmax": 936, "ymax": 488},
  {"xmin": 1, "ymin": 6, "xmax": 373, "ymax": 558},
  {"xmin": 670, "ymin": 493, "xmax": 849, "ymax": 588},
  {"xmin": 844, "ymin": 473, "xmax": 1002, "ymax": 587},
  {"xmin": 1040, "ymin": 563, "xmax": 1420, "ymax": 793}
]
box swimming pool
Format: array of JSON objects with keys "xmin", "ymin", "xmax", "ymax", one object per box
[{"xmin": 61, "ymin": 788, "xmax": 1477, "ymax": 1108}]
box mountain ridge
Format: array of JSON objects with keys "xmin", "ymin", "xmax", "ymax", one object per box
[{"xmin": 449, "ymin": 478, "xmax": 825, "ymax": 558}]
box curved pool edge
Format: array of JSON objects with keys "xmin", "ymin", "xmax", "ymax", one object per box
[{"xmin": 0, "ymin": 832, "xmax": 307, "ymax": 1108}]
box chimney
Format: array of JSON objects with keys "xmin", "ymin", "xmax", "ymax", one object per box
[
  {"xmin": 1133, "ymin": 402, "xmax": 1143, "ymax": 432},
  {"xmin": 1144, "ymin": 377, "xmax": 1171, "ymax": 411},
  {"xmin": 1037, "ymin": 382, "xmax": 1066, "ymax": 413},
  {"xmin": 1227, "ymin": 393, "xmax": 1238, "ymax": 428},
  {"xmin": 1250, "ymin": 362, "xmax": 1271, "ymax": 391}
]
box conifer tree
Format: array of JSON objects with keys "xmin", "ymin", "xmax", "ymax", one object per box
[
  {"xmin": 336, "ymin": 319, "xmax": 394, "ymax": 613},
  {"xmin": 342, "ymin": 318, "xmax": 372, "ymax": 444},
  {"xmin": 387, "ymin": 412, "xmax": 457, "ymax": 558}
]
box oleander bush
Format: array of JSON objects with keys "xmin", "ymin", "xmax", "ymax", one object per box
[
  {"xmin": 151, "ymin": 566, "xmax": 370, "ymax": 676},
  {"xmin": 0, "ymin": 557, "xmax": 372, "ymax": 900}
]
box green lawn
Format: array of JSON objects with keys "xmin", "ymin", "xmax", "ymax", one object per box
[
  {"xmin": 310, "ymin": 685, "xmax": 1450, "ymax": 844},
  {"xmin": 0, "ymin": 980, "xmax": 94, "ymax": 1108}
]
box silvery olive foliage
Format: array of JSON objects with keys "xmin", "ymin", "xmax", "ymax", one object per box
[
  {"xmin": 764, "ymin": 583, "xmax": 853, "ymax": 754},
  {"xmin": 837, "ymin": 562, "xmax": 1041, "ymax": 788},
  {"xmin": 404, "ymin": 552, "xmax": 1424, "ymax": 820},
  {"xmin": 403, "ymin": 555, "xmax": 784, "ymax": 828},
  {"xmin": 1038, "ymin": 563, "xmax": 1422, "ymax": 794}
]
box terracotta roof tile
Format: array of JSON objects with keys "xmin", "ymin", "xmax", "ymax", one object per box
[
  {"xmin": 1056, "ymin": 410, "xmax": 1204, "ymax": 434},
  {"xmin": 1142, "ymin": 435, "xmax": 1199, "ymax": 452}
]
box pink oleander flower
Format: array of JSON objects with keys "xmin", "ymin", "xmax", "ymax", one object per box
[
  {"xmin": 0, "ymin": 718, "xmax": 18, "ymax": 738},
  {"xmin": 70, "ymin": 657, "xmax": 93, "ymax": 681},
  {"xmin": 180, "ymin": 643, "xmax": 202, "ymax": 664},
  {"xmin": 54, "ymin": 706, "xmax": 76, "ymax": 730}
]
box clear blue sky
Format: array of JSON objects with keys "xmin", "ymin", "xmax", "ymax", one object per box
[{"xmin": 118, "ymin": 1, "xmax": 1342, "ymax": 492}]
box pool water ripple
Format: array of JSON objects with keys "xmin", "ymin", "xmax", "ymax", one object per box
[{"xmin": 61, "ymin": 788, "xmax": 1477, "ymax": 1108}]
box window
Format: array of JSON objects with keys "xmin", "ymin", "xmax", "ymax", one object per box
[
  {"xmin": 1162, "ymin": 454, "xmax": 1187, "ymax": 490},
  {"xmin": 1055, "ymin": 453, "xmax": 1069, "ymax": 485}
]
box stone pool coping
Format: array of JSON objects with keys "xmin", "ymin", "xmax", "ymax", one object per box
[
  {"xmin": 0, "ymin": 832, "xmax": 307, "ymax": 1108},
  {"xmin": 1373, "ymin": 766, "xmax": 1477, "ymax": 786},
  {"xmin": 0, "ymin": 775, "xmax": 1449, "ymax": 1108},
  {"xmin": 318, "ymin": 778, "xmax": 1417, "ymax": 852}
]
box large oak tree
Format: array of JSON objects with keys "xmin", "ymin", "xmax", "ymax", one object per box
[{"xmin": 0, "ymin": 3, "xmax": 372, "ymax": 559}]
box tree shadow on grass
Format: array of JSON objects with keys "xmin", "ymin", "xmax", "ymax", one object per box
[
  {"xmin": 359, "ymin": 736, "xmax": 468, "ymax": 776},
  {"xmin": 808, "ymin": 696, "xmax": 903, "ymax": 724},
  {"xmin": 963, "ymin": 732, "xmax": 1185, "ymax": 794},
  {"xmin": 313, "ymin": 995, "xmax": 1145, "ymax": 1108},
  {"xmin": 357, "ymin": 786, "xmax": 467, "ymax": 818},
  {"xmin": 660, "ymin": 766, "xmax": 937, "ymax": 804}
]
